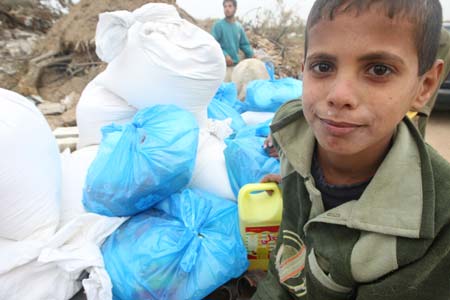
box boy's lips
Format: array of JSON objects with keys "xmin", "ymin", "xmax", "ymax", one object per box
[{"xmin": 319, "ymin": 118, "xmax": 363, "ymax": 136}]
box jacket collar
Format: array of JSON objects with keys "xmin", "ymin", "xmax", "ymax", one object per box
[{"xmin": 273, "ymin": 111, "xmax": 435, "ymax": 239}]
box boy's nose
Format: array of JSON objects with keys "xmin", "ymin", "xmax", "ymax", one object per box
[{"xmin": 326, "ymin": 78, "xmax": 359, "ymax": 110}]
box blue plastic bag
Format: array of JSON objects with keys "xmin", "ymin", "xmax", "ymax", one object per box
[
  {"xmin": 208, "ymin": 98, "xmax": 246, "ymax": 132},
  {"xmin": 102, "ymin": 189, "xmax": 249, "ymax": 300},
  {"xmin": 83, "ymin": 105, "xmax": 199, "ymax": 217},
  {"xmin": 244, "ymin": 62, "xmax": 303, "ymax": 112},
  {"xmin": 213, "ymin": 82, "xmax": 246, "ymax": 113},
  {"xmin": 208, "ymin": 83, "xmax": 247, "ymax": 132},
  {"xmin": 224, "ymin": 131, "xmax": 280, "ymax": 197},
  {"xmin": 232, "ymin": 119, "xmax": 272, "ymax": 140}
]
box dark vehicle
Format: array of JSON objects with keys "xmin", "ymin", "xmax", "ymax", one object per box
[{"xmin": 435, "ymin": 22, "xmax": 450, "ymax": 111}]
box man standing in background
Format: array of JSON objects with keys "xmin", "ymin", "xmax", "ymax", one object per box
[{"xmin": 212, "ymin": 0, "xmax": 254, "ymax": 81}]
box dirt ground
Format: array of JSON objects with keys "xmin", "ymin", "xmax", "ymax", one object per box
[{"xmin": 426, "ymin": 111, "xmax": 450, "ymax": 162}]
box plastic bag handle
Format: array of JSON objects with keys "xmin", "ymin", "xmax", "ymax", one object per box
[
  {"xmin": 238, "ymin": 182, "xmax": 280, "ymax": 200},
  {"xmin": 264, "ymin": 61, "xmax": 276, "ymax": 81}
]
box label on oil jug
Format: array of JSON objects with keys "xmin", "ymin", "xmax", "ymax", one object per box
[{"xmin": 245, "ymin": 226, "xmax": 279, "ymax": 261}]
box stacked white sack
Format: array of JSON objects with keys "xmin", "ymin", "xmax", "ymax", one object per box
[
  {"xmin": 94, "ymin": 3, "xmax": 226, "ymax": 128},
  {"xmin": 0, "ymin": 88, "xmax": 60, "ymax": 241},
  {"xmin": 241, "ymin": 111, "xmax": 275, "ymax": 126},
  {"xmin": 60, "ymin": 146, "xmax": 99, "ymax": 226},
  {"xmin": 231, "ymin": 58, "xmax": 269, "ymax": 101},
  {"xmin": 0, "ymin": 214, "xmax": 125, "ymax": 300},
  {"xmin": 77, "ymin": 3, "xmax": 233, "ymax": 200},
  {"xmin": 0, "ymin": 88, "xmax": 126, "ymax": 300},
  {"xmin": 189, "ymin": 121, "xmax": 235, "ymax": 200},
  {"xmin": 76, "ymin": 81, "xmax": 136, "ymax": 148}
]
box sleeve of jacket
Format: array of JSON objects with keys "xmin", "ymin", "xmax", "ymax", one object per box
[
  {"xmin": 239, "ymin": 25, "xmax": 254, "ymax": 58},
  {"xmin": 355, "ymin": 227, "xmax": 450, "ymax": 300},
  {"xmin": 251, "ymin": 225, "xmax": 296, "ymax": 300}
]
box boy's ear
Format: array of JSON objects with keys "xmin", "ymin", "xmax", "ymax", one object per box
[{"xmin": 411, "ymin": 59, "xmax": 444, "ymax": 110}]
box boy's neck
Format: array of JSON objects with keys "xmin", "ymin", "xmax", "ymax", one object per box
[{"xmin": 317, "ymin": 133, "xmax": 394, "ymax": 186}]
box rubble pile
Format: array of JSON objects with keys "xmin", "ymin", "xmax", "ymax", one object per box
[{"xmin": 248, "ymin": 32, "xmax": 303, "ymax": 79}]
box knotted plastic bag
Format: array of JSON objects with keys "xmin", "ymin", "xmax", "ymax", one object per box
[
  {"xmin": 244, "ymin": 62, "xmax": 303, "ymax": 112},
  {"xmin": 83, "ymin": 105, "xmax": 199, "ymax": 217},
  {"xmin": 225, "ymin": 121, "xmax": 280, "ymax": 197},
  {"xmin": 101, "ymin": 189, "xmax": 248, "ymax": 300},
  {"xmin": 208, "ymin": 83, "xmax": 246, "ymax": 132}
]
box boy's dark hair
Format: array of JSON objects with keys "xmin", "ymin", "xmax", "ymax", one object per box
[
  {"xmin": 305, "ymin": 0, "xmax": 443, "ymax": 75},
  {"xmin": 223, "ymin": 0, "xmax": 237, "ymax": 8}
]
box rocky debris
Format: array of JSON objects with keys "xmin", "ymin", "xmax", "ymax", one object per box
[
  {"xmin": 37, "ymin": 91, "xmax": 78, "ymax": 115},
  {"xmin": 53, "ymin": 126, "xmax": 79, "ymax": 138},
  {"xmin": 53, "ymin": 126, "xmax": 79, "ymax": 152},
  {"xmin": 0, "ymin": 27, "xmax": 44, "ymax": 91},
  {"xmin": 61, "ymin": 106, "xmax": 76, "ymax": 126},
  {"xmin": 54, "ymin": 127, "xmax": 79, "ymax": 151},
  {"xmin": 56, "ymin": 136, "xmax": 78, "ymax": 151},
  {"xmin": 0, "ymin": 0, "xmax": 67, "ymax": 91},
  {"xmin": 248, "ymin": 32, "xmax": 303, "ymax": 78},
  {"xmin": 60, "ymin": 91, "xmax": 78, "ymax": 110},
  {"xmin": 38, "ymin": 102, "xmax": 66, "ymax": 115},
  {"xmin": 16, "ymin": 0, "xmax": 193, "ymax": 100},
  {"xmin": 35, "ymin": 91, "xmax": 79, "ymax": 128}
]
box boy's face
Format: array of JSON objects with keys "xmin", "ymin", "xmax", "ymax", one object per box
[
  {"xmin": 223, "ymin": 2, "xmax": 236, "ymax": 18},
  {"xmin": 302, "ymin": 7, "xmax": 441, "ymax": 157}
]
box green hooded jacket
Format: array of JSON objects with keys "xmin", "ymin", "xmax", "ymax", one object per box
[{"xmin": 252, "ymin": 100, "xmax": 450, "ymax": 300}]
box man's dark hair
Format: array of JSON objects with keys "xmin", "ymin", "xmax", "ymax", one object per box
[
  {"xmin": 223, "ymin": 0, "xmax": 237, "ymax": 8},
  {"xmin": 304, "ymin": 0, "xmax": 443, "ymax": 75}
]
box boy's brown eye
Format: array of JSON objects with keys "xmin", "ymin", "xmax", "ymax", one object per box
[
  {"xmin": 369, "ymin": 64, "xmax": 392, "ymax": 76},
  {"xmin": 312, "ymin": 63, "xmax": 333, "ymax": 73}
]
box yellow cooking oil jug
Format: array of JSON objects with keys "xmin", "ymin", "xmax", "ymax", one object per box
[{"xmin": 238, "ymin": 182, "xmax": 283, "ymax": 271}]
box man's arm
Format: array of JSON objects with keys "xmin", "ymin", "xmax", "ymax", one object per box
[
  {"xmin": 239, "ymin": 26, "xmax": 254, "ymax": 58},
  {"xmin": 212, "ymin": 22, "xmax": 233, "ymax": 65}
]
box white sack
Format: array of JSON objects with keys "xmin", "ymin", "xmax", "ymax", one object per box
[
  {"xmin": 94, "ymin": 3, "xmax": 225, "ymax": 127},
  {"xmin": 241, "ymin": 111, "xmax": 275, "ymax": 126},
  {"xmin": 189, "ymin": 126, "xmax": 235, "ymax": 201},
  {"xmin": 60, "ymin": 146, "xmax": 99, "ymax": 227},
  {"xmin": 0, "ymin": 214, "xmax": 126, "ymax": 300},
  {"xmin": 231, "ymin": 58, "xmax": 269, "ymax": 101},
  {"xmin": 0, "ymin": 88, "xmax": 61, "ymax": 241},
  {"xmin": 76, "ymin": 80, "xmax": 136, "ymax": 149}
]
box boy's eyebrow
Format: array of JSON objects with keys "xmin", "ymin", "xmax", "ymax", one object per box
[
  {"xmin": 305, "ymin": 53, "xmax": 337, "ymax": 62},
  {"xmin": 357, "ymin": 52, "xmax": 406, "ymax": 66}
]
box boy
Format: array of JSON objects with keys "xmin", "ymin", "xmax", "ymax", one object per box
[
  {"xmin": 211, "ymin": 0, "xmax": 254, "ymax": 81},
  {"xmin": 252, "ymin": 0, "xmax": 450, "ymax": 299}
]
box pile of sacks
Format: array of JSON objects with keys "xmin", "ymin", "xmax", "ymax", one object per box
[
  {"xmin": 0, "ymin": 3, "xmax": 304, "ymax": 299},
  {"xmin": 75, "ymin": 3, "xmax": 249, "ymax": 300},
  {"xmin": 77, "ymin": 3, "xmax": 236, "ymax": 200},
  {"xmin": 0, "ymin": 88, "xmax": 126, "ymax": 300}
]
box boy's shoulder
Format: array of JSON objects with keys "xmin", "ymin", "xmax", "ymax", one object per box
[
  {"xmin": 426, "ymin": 144, "xmax": 450, "ymax": 196},
  {"xmin": 270, "ymin": 99, "xmax": 303, "ymax": 133}
]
